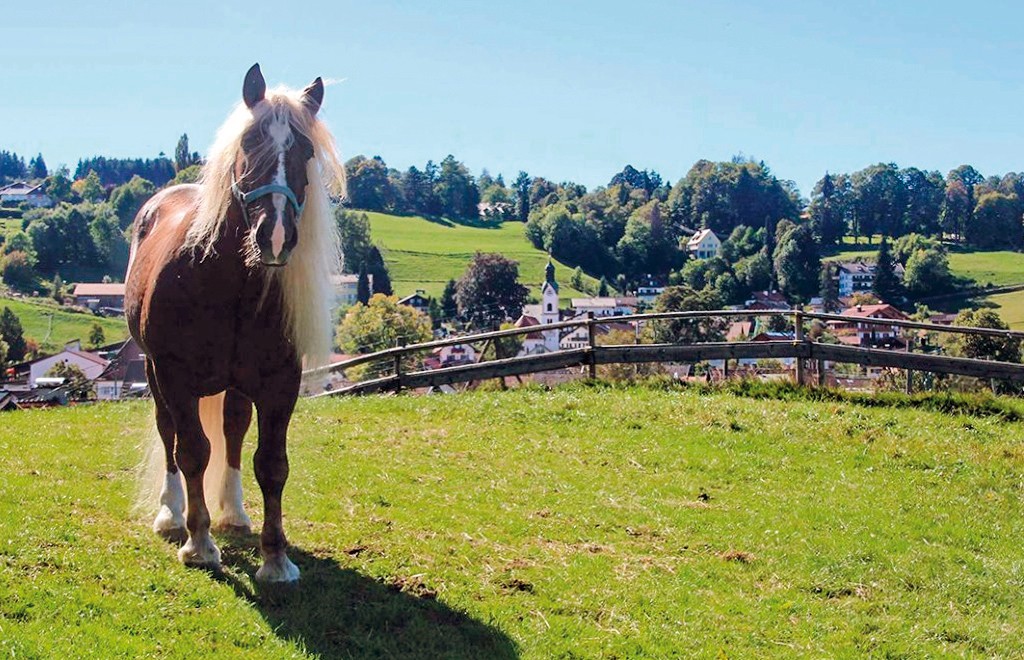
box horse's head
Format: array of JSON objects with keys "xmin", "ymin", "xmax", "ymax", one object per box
[{"xmin": 232, "ymin": 64, "xmax": 324, "ymax": 267}]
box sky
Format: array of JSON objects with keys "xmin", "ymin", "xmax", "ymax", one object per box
[{"xmin": 4, "ymin": 1, "xmax": 1024, "ymax": 198}]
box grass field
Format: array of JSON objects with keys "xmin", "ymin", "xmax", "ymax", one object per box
[
  {"xmin": 946, "ymin": 249, "xmax": 1024, "ymax": 288},
  {"xmin": 2, "ymin": 384, "xmax": 1023, "ymax": 657},
  {"xmin": 365, "ymin": 212, "xmax": 600, "ymax": 300},
  {"xmin": 0, "ymin": 295, "xmax": 128, "ymax": 353}
]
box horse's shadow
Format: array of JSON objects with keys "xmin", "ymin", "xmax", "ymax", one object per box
[{"xmin": 213, "ymin": 536, "xmax": 518, "ymax": 659}]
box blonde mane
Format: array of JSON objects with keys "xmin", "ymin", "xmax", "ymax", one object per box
[{"xmin": 183, "ymin": 87, "xmax": 346, "ymax": 369}]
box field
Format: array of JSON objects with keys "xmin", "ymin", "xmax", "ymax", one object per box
[
  {"xmin": 0, "ymin": 295, "xmax": 128, "ymax": 353},
  {"xmin": 365, "ymin": 212, "xmax": 600, "ymax": 300},
  {"xmin": 946, "ymin": 249, "xmax": 1024, "ymax": 288},
  {"xmin": 2, "ymin": 384, "xmax": 1023, "ymax": 657}
]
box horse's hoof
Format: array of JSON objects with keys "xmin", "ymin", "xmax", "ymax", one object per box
[
  {"xmin": 178, "ymin": 535, "xmax": 221, "ymax": 570},
  {"xmin": 255, "ymin": 554, "xmax": 300, "ymax": 583},
  {"xmin": 212, "ymin": 522, "xmax": 253, "ymax": 536}
]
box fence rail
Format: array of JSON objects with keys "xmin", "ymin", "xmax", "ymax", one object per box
[{"xmin": 307, "ymin": 308, "xmax": 1024, "ymax": 396}]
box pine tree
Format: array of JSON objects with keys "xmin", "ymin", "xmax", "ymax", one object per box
[
  {"xmin": 366, "ymin": 246, "xmax": 393, "ymax": 296},
  {"xmin": 872, "ymin": 237, "xmax": 903, "ymax": 303},
  {"xmin": 29, "ymin": 153, "xmax": 47, "ymax": 179},
  {"xmin": 51, "ymin": 274, "xmax": 64, "ymax": 303},
  {"xmin": 598, "ymin": 276, "xmax": 610, "ymax": 297},
  {"xmin": 356, "ymin": 263, "xmax": 371, "ymax": 305},
  {"xmin": 819, "ymin": 262, "xmax": 839, "ymax": 311},
  {"xmin": 440, "ymin": 279, "xmax": 458, "ymax": 320},
  {"xmin": 0, "ymin": 307, "xmax": 26, "ymax": 364},
  {"xmin": 88, "ymin": 322, "xmax": 105, "ymax": 349}
]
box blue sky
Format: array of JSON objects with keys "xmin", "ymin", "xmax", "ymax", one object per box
[{"xmin": 5, "ymin": 1, "xmax": 1024, "ymax": 197}]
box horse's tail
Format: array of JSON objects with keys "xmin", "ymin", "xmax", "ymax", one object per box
[
  {"xmin": 199, "ymin": 392, "xmax": 228, "ymax": 518},
  {"xmin": 134, "ymin": 392, "xmax": 229, "ymax": 519}
]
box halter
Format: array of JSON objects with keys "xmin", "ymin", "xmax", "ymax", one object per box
[{"xmin": 231, "ymin": 177, "xmax": 305, "ymax": 227}]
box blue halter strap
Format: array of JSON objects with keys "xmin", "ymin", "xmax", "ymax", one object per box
[{"xmin": 231, "ymin": 178, "xmax": 305, "ymax": 226}]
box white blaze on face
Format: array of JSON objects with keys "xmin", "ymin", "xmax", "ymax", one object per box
[{"xmin": 267, "ymin": 112, "xmax": 292, "ymax": 260}]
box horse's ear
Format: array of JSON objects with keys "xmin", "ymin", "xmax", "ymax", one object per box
[
  {"xmin": 301, "ymin": 77, "xmax": 324, "ymax": 116},
  {"xmin": 243, "ymin": 63, "xmax": 266, "ymax": 109}
]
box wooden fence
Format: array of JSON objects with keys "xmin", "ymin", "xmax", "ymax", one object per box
[{"xmin": 306, "ymin": 309, "xmax": 1024, "ymax": 397}]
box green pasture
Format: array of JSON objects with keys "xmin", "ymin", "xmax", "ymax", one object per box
[
  {"xmin": 2, "ymin": 383, "xmax": 1023, "ymax": 657},
  {"xmin": 946, "ymin": 249, "xmax": 1024, "ymax": 288},
  {"xmin": 364, "ymin": 212, "xmax": 599, "ymax": 300},
  {"xmin": 0, "ymin": 295, "xmax": 128, "ymax": 353}
]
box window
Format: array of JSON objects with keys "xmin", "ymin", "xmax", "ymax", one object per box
[{"xmin": 547, "ymin": 303, "xmax": 552, "ymax": 311}]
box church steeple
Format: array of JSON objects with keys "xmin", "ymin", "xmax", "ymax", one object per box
[{"xmin": 544, "ymin": 258, "xmax": 558, "ymax": 292}]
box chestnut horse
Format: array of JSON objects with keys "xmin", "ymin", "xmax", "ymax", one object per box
[{"xmin": 126, "ymin": 64, "xmax": 344, "ymax": 582}]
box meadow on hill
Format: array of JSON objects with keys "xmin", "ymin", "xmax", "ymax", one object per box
[
  {"xmin": 2, "ymin": 383, "xmax": 1022, "ymax": 657},
  {"xmin": 363, "ymin": 211, "xmax": 600, "ymax": 300}
]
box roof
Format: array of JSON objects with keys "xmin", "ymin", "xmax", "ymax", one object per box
[
  {"xmin": 72, "ymin": 282, "xmax": 126, "ymax": 297},
  {"xmin": 398, "ymin": 292, "xmax": 429, "ymax": 305},
  {"xmin": 837, "ymin": 260, "xmax": 875, "ymax": 275},
  {"xmin": 840, "ymin": 304, "xmax": 909, "ymax": 320},
  {"xmin": 0, "ymin": 181, "xmax": 45, "ymax": 196},
  {"xmin": 514, "ymin": 314, "xmax": 544, "ymax": 340},
  {"xmin": 571, "ymin": 296, "xmax": 638, "ymax": 309},
  {"xmin": 687, "ymin": 228, "xmax": 719, "ymax": 247}
]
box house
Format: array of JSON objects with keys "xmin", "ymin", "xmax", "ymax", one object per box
[
  {"xmin": 743, "ymin": 290, "xmax": 790, "ymax": 311},
  {"xmin": 72, "ymin": 282, "xmax": 126, "ymax": 312},
  {"xmin": 433, "ymin": 343, "xmax": 477, "ymax": 366},
  {"xmin": 26, "ymin": 340, "xmax": 110, "ymax": 388},
  {"xmin": 514, "ymin": 315, "xmax": 549, "ymax": 355},
  {"xmin": 0, "ymin": 181, "xmax": 52, "ymax": 208},
  {"xmin": 635, "ymin": 275, "xmax": 665, "ymax": 306},
  {"xmin": 332, "ymin": 273, "xmax": 372, "ymax": 307},
  {"xmin": 398, "ymin": 290, "xmax": 430, "ymax": 315},
  {"xmin": 559, "ymin": 317, "xmax": 634, "ymax": 350},
  {"xmin": 835, "ymin": 260, "xmax": 905, "ymax": 297},
  {"xmin": 92, "ymin": 338, "xmax": 148, "ymax": 400},
  {"xmin": 829, "ymin": 304, "xmax": 909, "ymax": 347},
  {"xmin": 571, "ymin": 296, "xmax": 638, "ymax": 318},
  {"xmin": 687, "ymin": 229, "xmax": 721, "ymax": 260}
]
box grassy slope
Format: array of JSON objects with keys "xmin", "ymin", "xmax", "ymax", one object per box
[
  {"xmin": 2, "ymin": 385, "xmax": 1023, "ymax": 657},
  {"xmin": 0, "ymin": 295, "xmax": 128, "ymax": 353},
  {"xmin": 365, "ymin": 211, "xmax": 599, "ymax": 300}
]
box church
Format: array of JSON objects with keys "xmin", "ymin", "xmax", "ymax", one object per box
[{"xmin": 515, "ymin": 260, "xmax": 562, "ymax": 355}]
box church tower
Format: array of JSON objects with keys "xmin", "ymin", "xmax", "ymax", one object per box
[{"xmin": 540, "ymin": 259, "xmax": 560, "ymax": 351}]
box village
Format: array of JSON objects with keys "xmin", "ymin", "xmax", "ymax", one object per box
[{"xmin": 0, "ymin": 224, "xmax": 938, "ymax": 409}]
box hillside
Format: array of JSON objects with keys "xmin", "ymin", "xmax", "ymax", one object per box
[
  {"xmin": 0, "ymin": 295, "xmax": 129, "ymax": 354},
  {"xmin": 2, "ymin": 385, "xmax": 1022, "ymax": 657},
  {"xmin": 363, "ymin": 211, "xmax": 600, "ymax": 300}
]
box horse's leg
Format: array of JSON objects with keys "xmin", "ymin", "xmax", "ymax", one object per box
[
  {"xmin": 148, "ymin": 359, "xmax": 186, "ymax": 542},
  {"xmin": 152, "ymin": 364, "xmax": 220, "ymax": 569},
  {"xmin": 253, "ymin": 382, "xmax": 300, "ymax": 582},
  {"xmin": 214, "ymin": 389, "xmax": 254, "ymax": 533}
]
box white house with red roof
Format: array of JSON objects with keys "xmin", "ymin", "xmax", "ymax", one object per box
[
  {"xmin": 687, "ymin": 229, "xmax": 721, "ymax": 259},
  {"xmin": 72, "ymin": 282, "xmax": 126, "ymax": 311},
  {"xmin": 829, "ymin": 303, "xmax": 908, "ymax": 347}
]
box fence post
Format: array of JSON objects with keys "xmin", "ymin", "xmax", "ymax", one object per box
[
  {"xmin": 393, "ymin": 349, "xmax": 403, "ymax": 393},
  {"xmin": 905, "ymin": 335, "xmax": 913, "ymax": 394},
  {"xmin": 794, "ymin": 309, "xmax": 805, "ymax": 385},
  {"xmin": 587, "ymin": 312, "xmax": 598, "ymax": 380}
]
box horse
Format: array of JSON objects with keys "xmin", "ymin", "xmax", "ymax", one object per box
[{"xmin": 125, "ymin": 64, "xmax": 344, "ymax": 582}]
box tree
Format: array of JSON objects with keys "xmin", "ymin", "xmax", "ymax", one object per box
[
  {"xmin": 174, "ymin": 134, "xmax": 200, "ymax": 172},
  {"xmin": 335, "ymin": 294, "xmax": 432, "ymax": 367},
  {"xmin": 29, "ymin": 153, "xmax": 47, "ymax": 179},
  {"xmin": 433, "ymin": 155, "xmax": 480, "ymax": 220},
  {"xmin": 808, "ymin": 172, "xmax": 847, "ymax": 245},
  {"xmin": 345, "ymin": 155, "xmax": 396, "ymax": 212},
  {"xmin": 455, "ymin": 252, "xmax": 528, "ymax": 327},
  {"xmin": 45, "ymin": 361, "xmax": 94, "ymax": 400},
  {"xmin": 44, "ymin": 167, "xmax": 72, "ymax": 203},
  {"xmin": 336, "ymin": 209, "xmax": 373, "ymax": 274},
  {"xmin": 365, "ymin": 245, "xmax": 393, "ymax": 296},
  {"xmin": 947, "ymin": 309, "xmax": 1021, "ymax": 364},
  {"xmin": 356, "ymin": 263, "xmax": 371, "ymax": 305},
  {"xmin": 772, "ymin": 222, "xmax": 820, "ymax": 302},
  {"xmin": 968, "ymin": 192, "xmax": 1023, "ymax": 249},
  {"xmin": 571, "ymin": 266, "xmax": 584, "ymax": 291},
  {"xmin": 51, "ymin": 273, "xmax": 64, "ymax": 303},
  {"xmin": 871, "ymin": 237, "xmax": 903, "ymax": 303},
  {"xmin": 512, "ymin": 171, "xmax": 531, "ymax": 221},
  {"xmin": 109, "ymin": 175, "xmax": 156, "ymax": 229},
  {"xmin": 440, "ymin": 279, "xmax": 458, "ymax": 321},
  {"xmin": 0, "ymin": 307, "xmax": 27, "ymax": 363},
  {"xmin": 74, "ymin": 170, "xmax": 105, "ymax": 203},
  {"xmin": 88, "ymin": 322, "xmax": 105, "ymax": 349},
  {"xmin": 903, "ymin": 248, "xmax": 951, "ymax": 297},
  {"xmin": 171, "ymin": 164, "xmax": 202, "ymax": 185},
  {"xmin": 819, "ymin": 262, "xmax": 840, "ymax": 311},
  {"xmin": 1, "ymin": 251, "xmax": 36, "ymax": 290},
  {"xmin": 649, "ymin": 285, "xmax": 727, "ymax": 344},
  {"xmin": 598, "ymin": 276, "xmax": 610, "ymax": 297}
]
